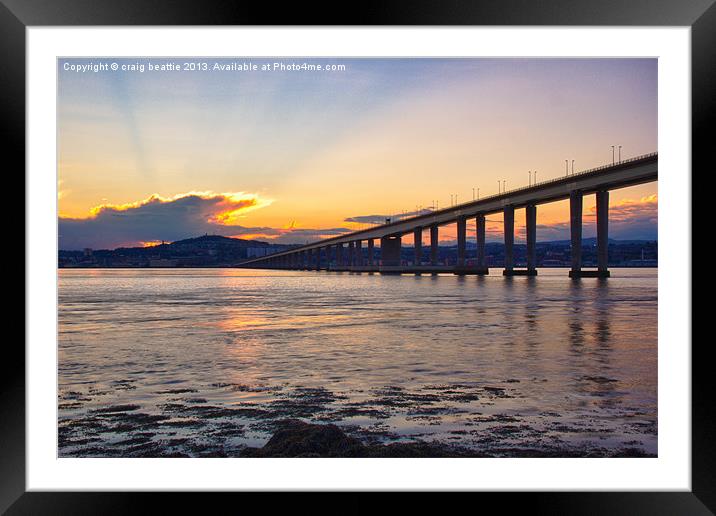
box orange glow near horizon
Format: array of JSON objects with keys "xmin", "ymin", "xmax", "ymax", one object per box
[{"xmin": 61, "ymin": 187, "xmax": 657, "ymax": 247}]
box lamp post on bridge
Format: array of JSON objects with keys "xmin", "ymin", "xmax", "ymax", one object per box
[
  {"xmin": 612, "ymin": 145, "xmax": 615, "ymax": 165},
  {"xmin": 618, "ymin": 145, "xmax": 622, "ymax": 162},
  {"xmin": 571, "ymin": 160, "xmax": 574, "ymax": 175}
]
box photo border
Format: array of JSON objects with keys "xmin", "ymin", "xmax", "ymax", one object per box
[{"xmin": 6, "ymin": 0, "xmax": 710, "ymax": 511}]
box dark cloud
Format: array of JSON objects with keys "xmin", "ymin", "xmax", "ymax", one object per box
[{"xmin": 59, "ymin": 192, "xmax": 352, "ymax": 250}]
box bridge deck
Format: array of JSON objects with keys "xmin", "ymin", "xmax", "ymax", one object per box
[{"xmin": 240, "ymin": 152, "xmax": 657, "ymax": 267}]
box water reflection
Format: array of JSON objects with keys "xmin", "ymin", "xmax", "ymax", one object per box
[{"xmin": 58, "ymin": 268, "xmax": 657, "ymax": 457}]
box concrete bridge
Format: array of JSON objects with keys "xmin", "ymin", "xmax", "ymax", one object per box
[{"xmin": 239, "ymin": 152, "xmax": 657, "ymax": 278}]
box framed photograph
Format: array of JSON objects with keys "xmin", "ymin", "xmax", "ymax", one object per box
[{"xmin": 8, "ymin": 0, "xmax": 710, "ymax": 511}]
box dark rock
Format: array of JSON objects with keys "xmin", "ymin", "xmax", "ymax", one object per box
[{"xmin": 243, "ymin": 420, "xmax": 364, "ymax": 457}]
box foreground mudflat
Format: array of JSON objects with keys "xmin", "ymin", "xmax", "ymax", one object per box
[{"xmin": 59, "ymin": 380, "xmax": 655, "ymax": 458}]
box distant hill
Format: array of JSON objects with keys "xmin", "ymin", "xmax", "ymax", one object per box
[
  {"xmin": 113, "ymin": 234, "xmax": 275, "ymax": 253},
  {"xmin": 170, "ymin": 234, "xmax": 270, "ymax": 247}
]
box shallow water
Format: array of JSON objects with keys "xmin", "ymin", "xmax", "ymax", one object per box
[{"xmin": 58, "ymin": 268, "xmax": 657, "ymax": 457}]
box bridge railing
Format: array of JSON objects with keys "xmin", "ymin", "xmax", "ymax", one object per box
[{"xmin": 388, "ymin": 151, "xmax": 658, "ymax": 223}]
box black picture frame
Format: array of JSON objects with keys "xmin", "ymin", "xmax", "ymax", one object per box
[{"xmin": 5, "ymin": 0, "xmax": 709, "ymax": 511}]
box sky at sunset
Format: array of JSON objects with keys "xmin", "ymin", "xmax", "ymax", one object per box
[{"xmin": 58, "ymin": 58, "xmax": 657, "ymax": 250}]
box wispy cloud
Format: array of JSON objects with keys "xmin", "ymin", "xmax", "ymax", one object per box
[{"xmin": 586, "ymin": 194, "xmax": 657, "ymax": 223}]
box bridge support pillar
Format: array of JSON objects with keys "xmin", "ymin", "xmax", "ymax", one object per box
[
  {"xmin": 368, "ymin": 239, "xmax": 374, "ymax": 266},
  {"xmin": 502, "ymin": 206, "xmax": 515, "ymax": 275},
  {"xmin": 355, "ymin": 240, "xmax": 363, "ymax": 267},
  {"xmin": 568, "ymin": 190, "xmax": 583, "ymax": 278},
  {"xmin": 526, "ymin": 204, "xmax": 537, "ymax": 274},
  {"xmin": 476, "ymin": 214, "xmax": 487, "ymax": 273},
  {"xmin": 348, "ymin": 241, "xmax": 355, "ymax": 267},
  {"xmin": 380, "ymin": 235, "xmax": 402, "ymax": 267},
  {"xmin": 337, "ymin": 244, "xmax": 344, "ymax": 268},
  {"xmin": 413, "ymin": 227, "xmax": 423, "ymax": 265},
  {"xmin": 315, "ymin": 248, "xmax": 321, "ymax": 271},
  {"xmin": 457, "ymin": 216, "xmax": 467, "ymax": 267},
  {"xmin": 430, "ymin": 225, "xmax": 439, "ymax": 266},
  {"xmin": 596, "ymin": 190, "xmax": 611, "ymax": 277}
]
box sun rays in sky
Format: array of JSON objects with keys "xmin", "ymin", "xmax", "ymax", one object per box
[{"xmin": 58, "ymin": 58, "xmax": 657, "ymax": 250}]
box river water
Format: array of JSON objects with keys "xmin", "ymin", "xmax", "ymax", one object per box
[{"xmin": 58, "ymin": 268, "xmax": 657, "ymax": 457}]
